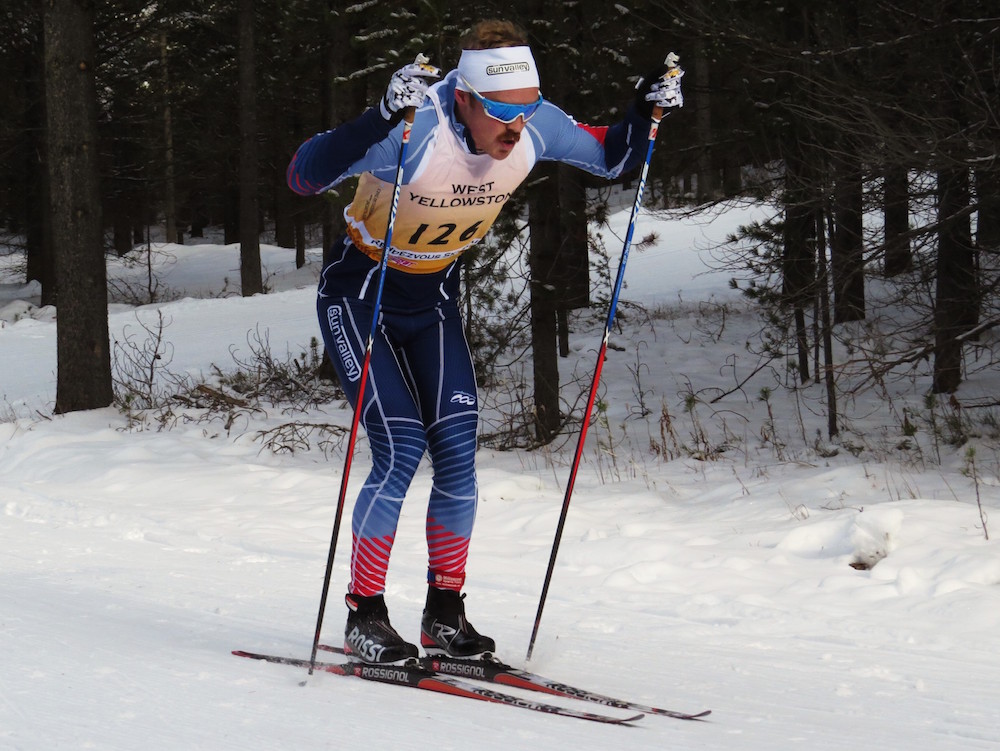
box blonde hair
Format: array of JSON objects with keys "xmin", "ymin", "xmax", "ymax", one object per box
[{"xmin": 460, "ymin": 20, "xmax": 529, "ymax": 50}]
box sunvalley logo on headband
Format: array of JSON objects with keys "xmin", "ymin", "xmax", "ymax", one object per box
[
  {"xmin": 486, "ymin": 62, "xmax": 531, "ymax": 75},
  {"xmin": 456, "ymin": 46, "xmax": 540, "ymax": 93}
]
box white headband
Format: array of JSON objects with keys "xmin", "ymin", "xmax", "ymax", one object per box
[{"xmin": 455, "ymin": 46, "xmax": 540, "ymax": 93}]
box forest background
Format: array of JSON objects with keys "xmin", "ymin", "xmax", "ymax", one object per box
[{"xmin": 1, "ymin": 0, "xmax": 999, "ymax": 446}]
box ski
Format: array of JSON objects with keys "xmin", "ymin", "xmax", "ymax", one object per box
[
  {"xmin": 318, "ymin": 644, "xmax": 710, "ymax": 721},
  {"xmin": 232, "ymin": 650, "xmax": 643, "ymax": 725}
]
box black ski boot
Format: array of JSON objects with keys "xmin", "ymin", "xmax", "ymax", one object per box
[
  {"xmin": 344, "ymin": 593, "xmax": 419, "ymax": 664},
  {"xmin": 420, "ymin": 587, "xmax": 496, "ymax": 658}
]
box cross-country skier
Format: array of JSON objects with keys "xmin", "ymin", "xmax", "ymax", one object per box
[{"xmin": 287, "ymin": 19, "xmax": 683, "ymax": 664}]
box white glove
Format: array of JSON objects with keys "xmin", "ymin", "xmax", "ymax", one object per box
[
  {"xmin": 379, "ymin": 53, "xmax": 442, "ymax": 123},
  {"xmin": 634, "ymin": 53, "xmax": 684, "ymax": 116},
  {"xmin": 645, "ymin": 67, "xmax": 684, "ymax": 109}
]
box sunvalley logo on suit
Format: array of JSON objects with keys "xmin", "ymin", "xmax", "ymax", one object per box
[{"xmin": 326, "ymin": 305, "xmax": 361, "ymax": 382}]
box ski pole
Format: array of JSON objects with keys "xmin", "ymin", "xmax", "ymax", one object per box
[
  {"xmin": 526, "ymin": 55, "xmax": 680, "ymax": 662},
  {"xmin": 308, "ymin": 78, "xmax": 425, "ymax": 673}
]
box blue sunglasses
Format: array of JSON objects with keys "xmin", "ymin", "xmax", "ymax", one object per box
[{"xmin": 460, "ymin": 76, "xmax": 544, "ymax": 124}]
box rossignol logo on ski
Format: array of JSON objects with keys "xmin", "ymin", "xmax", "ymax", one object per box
[
  {"xmin": 486, "ymin": 62, "xmax": 531, "ymax": 76},
  {"xmin": 477, "ymin": 687, "xmax": 535, "ymax": 709},
  {"xmin": 431, "ymin": 659, "xmax": 488, "ymax": 679},
  {"xmin": 359, "ymin": 665, "xmax": 411, "ymax": 682}
]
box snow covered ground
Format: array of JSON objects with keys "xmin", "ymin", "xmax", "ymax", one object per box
[{"xmin": 2, "ymin": 203, "xmax": 998, "ymax": 750}]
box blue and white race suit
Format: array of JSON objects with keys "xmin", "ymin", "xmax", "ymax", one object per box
[{"xmin": 287, "ymin": 70, "xmax": 652, "ymax": 596}]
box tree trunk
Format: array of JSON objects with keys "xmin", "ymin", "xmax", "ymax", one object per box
[
  {"xmin": 975, "ymin": 168, "xmax": 1000, "ymax": 251},
  {"xmin": 831, "ymin": 163, "xmax": 865, "ymax": 323},
  {"xmin": 43, "ymin": 0, "xmax": 112, "ymax": 413},
  {"xmin": 319, "ymin": 0, "xmax": 354, "ymax": 255},
  {"xmin": 928, "ymin": 0, "xmax": 977, "ymax": 393},
  {"xmin": 554, "ymin": 166, "xmax": 588, "ymax": 358},
  {"xmin": 273, "ymin": 95, "xmax": 296, "ymax": 251},
  {"xmin": 722, "ymin": 153, "xmax": 742, "ymax": 198},
  {"xmin": 932, "ymin": 166, "xmax": 977, "ymax": 393},
  {"xmin": 238, "ymin": 0, "xmax": 263, "ymax": 296},
  {"xmin": 782, "ymin": 144, "xmax": 815, "ymax": 383},
  {"xmin": 693, "ymin": 42, "xmax": 716, "ymax": 202},
  {"xmin": 830, "ymin": 0, "xmax": 864, "ymax": 323},
  {"xmin": 295, "ymin": 212, "xmax": 306, "ymax": 269},
  {"xmin": 556, "ymin": 164, "xmax": 590, "ymax": 311},
  {"xmin": 108, "ymin": 73, "xmax": 142, "ymax": 257},
  {"xmin": 883, "ymin": 165, "xmax": 911, "ymax": 276},
  {"xmin": 528, "ymin": 164, "xmax": 561, "ymax": 444},
  {"xmin": 816, "ymin": 208, "xmax": 838, "ymax": 437},
  {"xmin": 161, "ymin": 31, "xmax": 178, "ymax": 244},
  {"xmin": 24, "ymin": 21, "xmax": 54, "ymax": 297},
  {"xmin": 273, "ymin": 169, "xmax": 296, "ymax": 250}
]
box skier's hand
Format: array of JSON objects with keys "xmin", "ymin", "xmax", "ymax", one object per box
[
  {"xmin": 380, "ymin": 53, "xmax": 442, "ymax": 124},
  {"xmin": 634, "ymin": 53, "xmax": 684, "ymax": 118}
]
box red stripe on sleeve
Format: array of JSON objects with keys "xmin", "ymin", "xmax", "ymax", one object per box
[{"xmin": 577, "ymin": 123, "xmax": 609, "ymax": 145}]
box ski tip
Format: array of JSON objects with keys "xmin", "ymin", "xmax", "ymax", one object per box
[{"xmin": 654, "ymin": 708, "xmax": 711, "ymax": 721}]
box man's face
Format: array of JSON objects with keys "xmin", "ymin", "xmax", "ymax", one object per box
[{"xmin": 454, "ymin": 86, "xmax": 540, "ymax": 160}]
